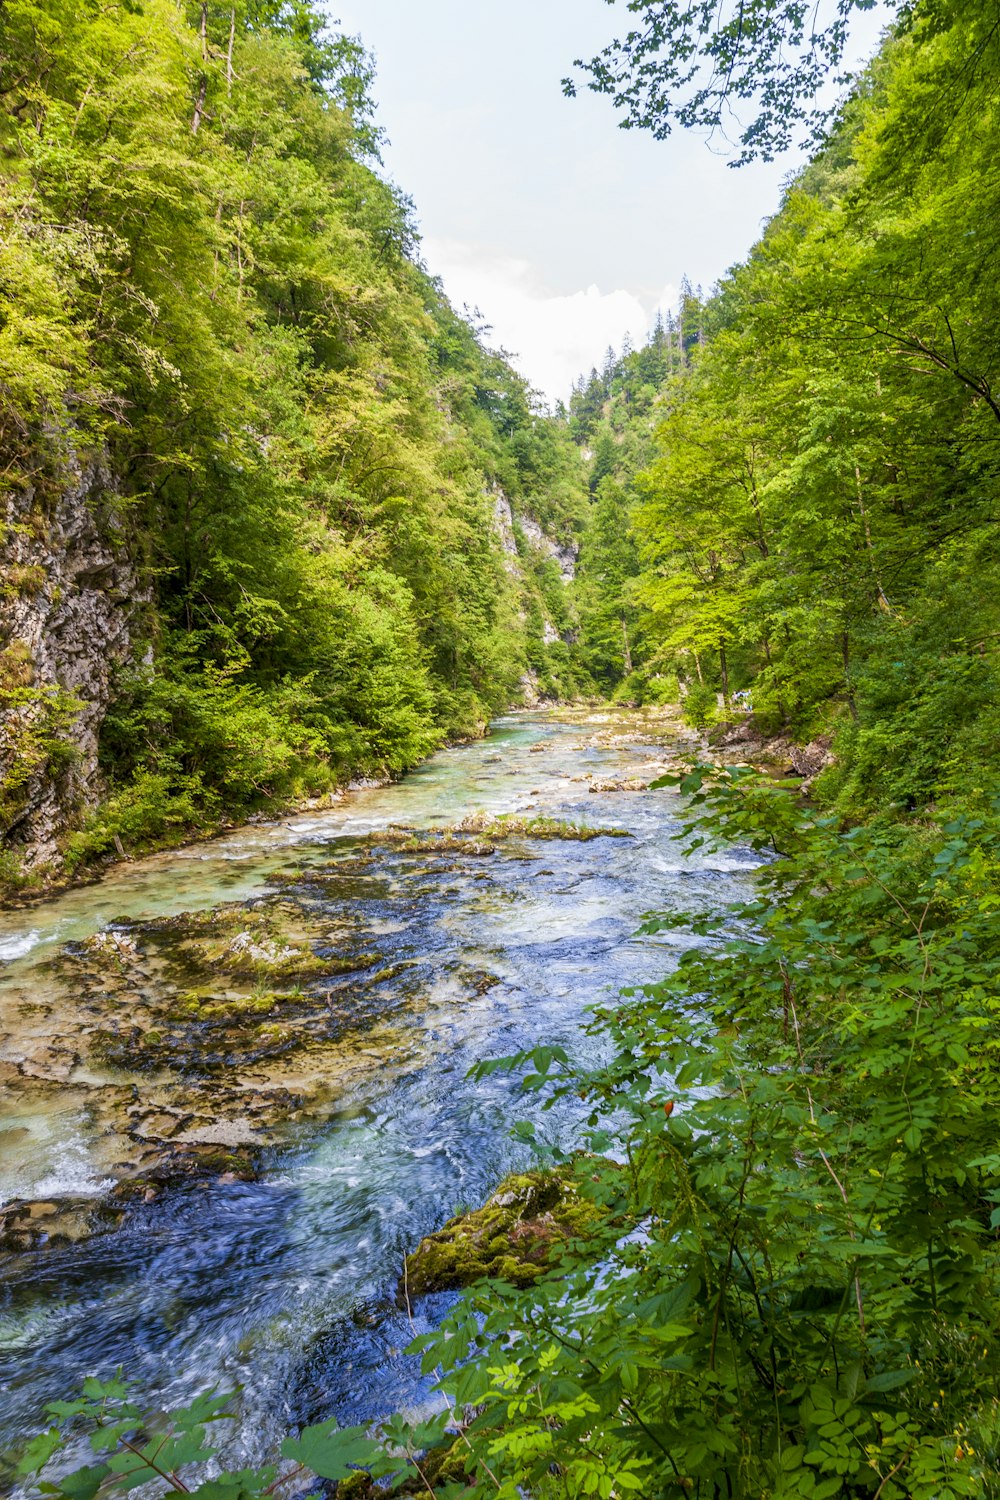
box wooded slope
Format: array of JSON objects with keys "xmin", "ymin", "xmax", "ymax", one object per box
[{"xmin": 0, "ymin": 0, "xmax": 589, "ymax": 881}]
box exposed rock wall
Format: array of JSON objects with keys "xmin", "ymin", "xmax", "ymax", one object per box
[
  {"xmin": 0, "ymin": 452, "xmax": 147, "ymax": 872},
  {"xmin": 488, "ymin": 486, "xmax": 578, "ymax": 706},
  {"xmin": 488, "ymin": 486, "xmax": 578, "ymax": 584},
  {"xmin": 516, "ymin": 513, "xmax": 577, "ymax": 582},
  {"xmin": 490, "ymin": 486, "xmax": 520, "ymax": 578}
]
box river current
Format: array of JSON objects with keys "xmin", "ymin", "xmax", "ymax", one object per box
[{"xmin": 0, "ymin": 709, "xmax": 757, "ymax": 1477}]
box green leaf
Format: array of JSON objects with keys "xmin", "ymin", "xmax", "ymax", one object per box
[
  {"xmin": 173, "ymin": 1389, "xmax": 240, "ymax": 1431},
  {"xmin": 15, "ymin": 1427, "xmax": 62, "ymax": 1476},
  {"xmin": 280, "ymin": 1419, "xmax": 381, "ymax": 1482},
  {"xmin": 188, "ymin": 1471, "xmax": 271, "ymax": 1499},
  {"xmin": 46, "ymin": 1466, "xmax": 111, "ymax": 1500},
  {"xmin": 863, "ymin": 1370, "xmax": 915, "ymax": 1394}
]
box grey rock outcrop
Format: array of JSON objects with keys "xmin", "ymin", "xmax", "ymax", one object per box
[
  {"xmin": 517, "ymin": 513, "xmax": 577, "ymax": 582},
  {"xmin": 1, "ymin": 450, "xmax": 148, "ymax": 871},
  {"xmin": 490, "ymin": 486, "xmax": 520, "ymax": 578}
]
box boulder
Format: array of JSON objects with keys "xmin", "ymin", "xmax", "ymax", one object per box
[{"xmin": 399, "ymin": 1168, "xmax": 610, "ymax": 1303}]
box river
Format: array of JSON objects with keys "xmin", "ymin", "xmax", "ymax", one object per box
[{"xmin": 0, "ymin": 708, "xmax": 757, "ymax": 1479}]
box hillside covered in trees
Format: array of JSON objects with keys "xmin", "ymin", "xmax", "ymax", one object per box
[
  {"xmin": 0, "ymin": 0, "xmax": 590, "ymax": 886},
  {"xmin": 569, "ymin": 2, "xmax": 1000, "ymax": 824}
]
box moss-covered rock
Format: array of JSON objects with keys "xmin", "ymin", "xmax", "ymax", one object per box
[
  {"xmin": 0, "ymin": 1196, "xmax": 125, "ymax": 1253},
  {"xmin": 454, "ymin": 812, "xmax": 632, "ymax": 841},
  {"xmin": 399, "ymin": 1168, "xmax": 610, "ymax": 1301},
  {"xmin": 588, "ymin": 777, "xmax": 649, "ymax": 793}
]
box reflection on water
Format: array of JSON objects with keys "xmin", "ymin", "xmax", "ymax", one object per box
[{"xmin": 0, "ymin": 710, "xmax": 757, "ymax": 1470}]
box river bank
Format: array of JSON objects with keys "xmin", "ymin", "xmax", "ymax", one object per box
[
  {"xmin": 0, "ymin": 719, "xmax": 503, "ymax": 910},
  {"xmin": 1, "ymin": 697, "xmax": 815, "ymax": 911}
]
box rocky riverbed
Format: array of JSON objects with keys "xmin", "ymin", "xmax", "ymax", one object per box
[{"xmin": 0, "ymin": 707, "xmax": 758, "ymax": 1478}]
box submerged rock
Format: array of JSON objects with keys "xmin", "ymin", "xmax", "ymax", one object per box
[
  {"xmin": 453, "ymin": 812, "xmax": 632, "ymax": 842},
  {"xmin": 0, "ymin": 1195, "xmax": 124, "ymax": 1253},
  {"xmin": 336, "ymin": 1440, "xmax": 470, "ymax": 1498},
  {"xmin": 588, "ymin": 777, "xmax": 649, "ymax": 793}
]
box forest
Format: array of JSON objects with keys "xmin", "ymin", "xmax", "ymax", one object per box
[
  {"xmin": 0, "ymin": 0, "xmax": 589, "ymax": 887},
  {"xmin": 7, "ymin": 0, "xmax": 1000, "ymax": 1495}
]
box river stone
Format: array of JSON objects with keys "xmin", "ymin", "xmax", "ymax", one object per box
[
  {"xmin": 0, "ymin": 1195, "xmax": 121, "ymax": 1252},
  {"xmin": 398, "ymin": 1168, "xmax": 610, "ymax": 1302},
  {"xmin": 588, "ymin": 777, "xmax": 649, "ymax": 793},
  {"xmin": 173, "ymin": 1119, "xmax": 260, "ymax": 1147},
  {"xmin": 336, "ymin": 1441, "xmax": 470, "ymax": 1498}
]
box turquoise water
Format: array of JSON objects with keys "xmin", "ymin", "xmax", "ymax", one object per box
[{"xmin": 0, "ymin": 711, "xmax": 757, "ymax": 1474}]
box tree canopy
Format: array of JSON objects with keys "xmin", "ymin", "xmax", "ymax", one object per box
[{"xmin": 561, "ymin": 0, "xmax": 982, "ymax": 162}]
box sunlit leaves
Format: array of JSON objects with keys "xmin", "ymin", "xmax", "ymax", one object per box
[{"xmin": 0, "ymin": 0, "xmax": 589, "ymax": 875}]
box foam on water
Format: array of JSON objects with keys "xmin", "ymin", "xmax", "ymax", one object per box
[
  {"xmin": 29, "ymin": 1138, "xmax": 115, "ymax": 1202},
  {"xmin": 0, "ymin": 1125, "xmax": 114, "ymax": 1208},
  {"xmin": 0, "ymin": 929, "xmax": 43, "ymax": 963}
]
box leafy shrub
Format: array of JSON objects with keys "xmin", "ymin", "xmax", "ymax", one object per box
[
  {"xmin": 821, "ymin": 648, "xmax": 1000, "ymax": 817},
  {"xmin": 409, "ymin": 770, "xmax": 1000, "ymax": 1498},
  {"xmin": 679, "ymin": 680, "xmax": 718, "ymax": 728},
  {"xmin": 14, "ymin": 1376, "xmax": 466, "ymax": 1498},
  {"xmin": 63, "ymin": 772, "xmax": 214, "ymax": 869}
]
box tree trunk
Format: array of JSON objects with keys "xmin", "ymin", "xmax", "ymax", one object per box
[
  {"xmin": 192, "ymin": 1, "xmax": 208, "ymax": 133},
  {"xmin": 192, "ymin": 75, "xmax": 207, "ymax": 133},
  {"xmin": 226, "ymin": 7, "xmax": 235, "ymax": 95},
  {"xmin": 620, "ymin": 615, "xmax": 633, "ymax": 676}
]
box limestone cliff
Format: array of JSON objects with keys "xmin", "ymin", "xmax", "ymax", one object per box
[
  {"xmin": 516, "ymin": 512, "xmax": 577, "ymax": 582},
  {"xmin": 0, "ymin": 452, "xmax": 147, "ymax": 875},
  {"xmin": 488, "ymin": 485, "xmax": 581, "ymax": 706}
]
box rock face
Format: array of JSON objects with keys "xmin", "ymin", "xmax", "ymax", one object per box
[
  {"xmin": 489, "ymin": 486, "xmax": 578, "ymax": 706},
  {"xmin": 0, "ymin": 450, "xmax": 147, "ymax": 871},
  {"xmin": 517, "ymin": 512, "xmax": 577, "ymax": 581},
  {"xmin": 489, "ymin": 488, "xmax": 578, "ymax": 582},
  {"xmin": 490, "ymin": 485, "xmax": 521, "ymax": 578},
  {"xmin": 712, "ymin": 717, "xmax": 835, "ymax": 784},
  {"xmin": 790, "ymin": 736, "xmax": 834, "ymax": 779}
]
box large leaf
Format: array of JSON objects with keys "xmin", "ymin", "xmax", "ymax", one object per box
[{"xmin": 279, "ymin": 1419, "xmax": 381, "ymax": 1482}]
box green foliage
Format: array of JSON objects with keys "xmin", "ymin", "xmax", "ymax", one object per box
[
  {"xmin": 13, "ymin": 1375, "xmax": 465, "ymax": 1498},
  {"xmin": 578, "ymin": 2, "xmax": 1000, "ymax": 811},
  {"xmin": 17, "ymin": 6, "xmax": 1000, "ymax": 1500},
  {"xmin": 403, "ymin": 768, "xmax": 1000, "ymax": 1497},
  {"xmin": 564, "ymin": 0, "xmax": 888, "ymax": 162},
  {"xmin": 573, "ymin": 478, "xmax": 644, "ymax": 694},
  {"xmin": 0, "ymin": 642, "xmax": 82, "ymax": 839},
  {"xmin": 64, "ymin": 773, "xmax": 214, "ymax": 871},
  {"xmin": 679, "ymin": 680, "xmax": 719, "ymax": 729},
  {"xmin": 0, "ymin": 0, "xmax": 589, "ymax": 875},
  {"xmin": 568, "ymin": 317, "xmax": 692, "ymax": 698}
]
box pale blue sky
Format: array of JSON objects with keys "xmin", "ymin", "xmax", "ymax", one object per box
[{"xmin": 330, "ymin": 1, "xmax": 888, "ymax": 401}]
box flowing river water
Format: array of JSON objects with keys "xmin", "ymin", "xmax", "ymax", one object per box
[{"xmin": 0, "ymin": 708, "xmax": 757, "ymax": 1480}]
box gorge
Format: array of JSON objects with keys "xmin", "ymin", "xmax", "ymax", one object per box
[{"xmin": 6, "ymin": 0, "xmax": 1000, "ymax": 1493}]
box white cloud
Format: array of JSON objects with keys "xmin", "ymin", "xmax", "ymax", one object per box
[{"xmin": 423, "ymin": 237, "xmax": 676, "ymax": 407}]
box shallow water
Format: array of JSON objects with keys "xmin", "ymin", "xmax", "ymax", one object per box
[{"xmin": 0, "ymin": 709, "xmax": 757, "ymax": 1473}]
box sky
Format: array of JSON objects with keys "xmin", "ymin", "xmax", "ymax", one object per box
[{"xmin": 329, "ymin": 1, "xmax": 889, "ymax": 404}]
